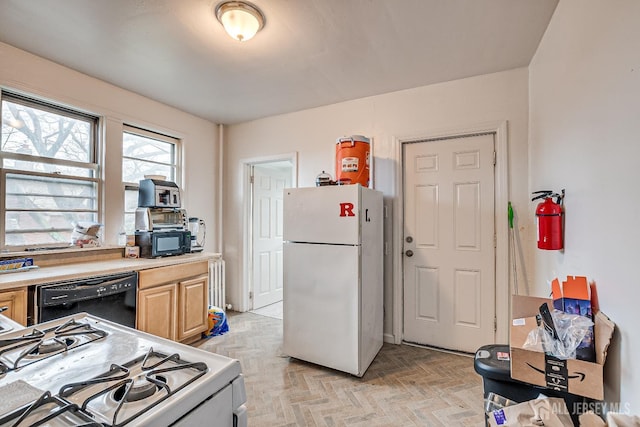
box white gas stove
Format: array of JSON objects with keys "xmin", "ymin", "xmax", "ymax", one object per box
[
  {"xmin": 0, "ymin": 314, "xmax": 21, "ymax": 336},
  {"xmin": 0, "ymin": 313, "xmax": 247, "ymax": 426}
]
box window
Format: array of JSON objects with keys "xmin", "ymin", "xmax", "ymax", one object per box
[
  {"xmin": 0, "ymin": 91, "xmax": 99, "ymax": 249},
  {"xmin": 122, "ymin": 125, "xmax": 179, "ymax": 233}
]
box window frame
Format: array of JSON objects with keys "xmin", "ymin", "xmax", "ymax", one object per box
[
  {"xmin": 122, "ymin": 125, "xmax": 181, "ymax": 234},
  {"xmin": 0, "ymin": 90, "xmax": 101, "ymax": 251}
]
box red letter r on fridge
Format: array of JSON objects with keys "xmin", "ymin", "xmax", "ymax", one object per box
[{"xmin": 339, "ymin": 202, "xmax": 355, "ymax": 217}]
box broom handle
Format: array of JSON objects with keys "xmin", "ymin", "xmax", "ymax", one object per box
[{"xmin": 508, "ymin": 202, "xmax": 519, "ymax": 295}]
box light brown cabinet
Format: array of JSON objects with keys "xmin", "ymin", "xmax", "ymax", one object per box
[
  {"xmin": 177, "ymin": 275, "xmax": 208, "ymax": 341},
  {"xmin": 137, "ymin": 261, "xmax": 209, "ymax": 342},
  {"xmin": 138, "ymin": 283, "xmax": 177, "ymax": 340},
  {"xmin": 0, "ymin": 287, "xmax": 27, "ymax": 326}
]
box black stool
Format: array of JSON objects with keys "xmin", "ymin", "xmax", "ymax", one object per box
[{"xmin": 474, "ymin": 344, "xmax": 589, "ymax": 426}]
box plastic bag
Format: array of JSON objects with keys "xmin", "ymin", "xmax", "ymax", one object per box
[
  {"xmin": 70, "ymin": 221, "xmax": 102, "ymax": 247},
  {"xmin": 523, "ymin": 309, "xmax": 594, "ymax": 359},
  {"xmin": 202, "ymin": 306, "xmax": 229, "ymax": 337}
]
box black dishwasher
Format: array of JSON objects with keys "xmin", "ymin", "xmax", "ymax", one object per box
[{"xmin": 36, "ymin": 271, "xmax": 138, "ymax": 327}]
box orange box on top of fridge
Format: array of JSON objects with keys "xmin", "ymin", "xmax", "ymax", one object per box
[{"xmin": 335, "ymin": 135, "xmax": 370, "ymax": 187}]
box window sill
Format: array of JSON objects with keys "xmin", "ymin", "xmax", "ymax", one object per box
[{"xmin": 0, "ymin": 246, "xmax": 125, "ymax": 267}]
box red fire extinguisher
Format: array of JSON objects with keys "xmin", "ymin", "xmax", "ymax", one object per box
[{"xmin": 532, "ymin": 190, "xmax": 565, "ymax": 250}]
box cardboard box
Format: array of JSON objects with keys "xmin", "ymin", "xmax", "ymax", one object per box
[
  {"xmin": 125, "ymin": 246, "xmax": 140, "ymax": 258},
  {"xmin": 0, "ymin": 257, "xmax": 34, "ymax": 271},
  {"xmin": 510, "ymin": 295, "xmax": 615, "ymax": 401},
  {"xmin": 487, "ymin": 397, "xmax": 573, "ymax": 427}
]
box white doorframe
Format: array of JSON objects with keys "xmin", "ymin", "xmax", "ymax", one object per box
[
  {"xmin": 392, "ymin": 121, "xmax": 509, "ymax": 345},
  {"xmin": 239, "ymin": 152, "xmax": 298, "ymax": 312}
]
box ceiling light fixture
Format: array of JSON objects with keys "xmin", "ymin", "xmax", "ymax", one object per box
[{"xmin": 215, "ymin": 1, "xmax": 265, "ymax": 42}]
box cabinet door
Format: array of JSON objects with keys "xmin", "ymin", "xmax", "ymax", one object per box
[
  {"xmin": 137, "ymin": 283, "xmax": 177, "ymax": 340},
  {"xmin": 177, "ymin": 275, "xmax": 208, "ymax": 341},
  {"xmin": 0, "ymin": 288, "xmax": 27, "ymax": 326}
]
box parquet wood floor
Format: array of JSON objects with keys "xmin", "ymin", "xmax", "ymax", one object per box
[{"xmin": 195, "ymin": 311, "xmax": 485, "ymax": 426}]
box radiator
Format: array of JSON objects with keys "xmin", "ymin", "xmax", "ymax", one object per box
[{"xmin": 209, "ymin": 258, "xmax": 227, "ymax": 309}]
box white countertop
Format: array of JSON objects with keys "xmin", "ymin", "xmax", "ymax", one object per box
[{"xmin": 0, "ymin": 252, "xmax": 220, "ymax": 291}]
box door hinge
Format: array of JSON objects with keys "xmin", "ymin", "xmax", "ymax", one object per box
[
  {"xmin": 494, "ymin": 316, "xmax": 497, "ymax": 333},
  {"xmin": 249, "ymin": 291, "xmax": 253, "ymax": 299},
  {"xmin": 494, "ymin": 233, "xmax": 497, "ymax": 248},
  {"xmin": 493, "ymin": 151, "xmax": 497, "ymax": 166},
  {"xmin": 250, "ymin": 174, "xmax": 254, "ymax": 184}
]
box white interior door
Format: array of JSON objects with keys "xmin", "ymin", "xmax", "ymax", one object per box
[
  {"xmin": 403, "ymin": 134, "xmax": 496, "ymax": 353},
  {"xmin": 251, "ymin": 163, "xmax": 291, "ymax": 309}
]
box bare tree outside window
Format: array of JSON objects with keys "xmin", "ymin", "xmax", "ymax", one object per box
[{"xmin": 2, "ymin": 102, "xmax": 91, "ymax": 163}]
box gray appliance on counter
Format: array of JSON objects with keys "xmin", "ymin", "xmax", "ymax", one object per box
[
  {"xmin": 188, "ymin": 217, "xmax": 206, "ymax": 252},
  {"xmin": 0, "ymin": 313, "xmax": 247, "ymax": 426},
  {"xmin": 138, "ymin": 178, "xmax": 181, "ymax": 208},
  {"xmin": 134, "ymin": 179, "xmax": 191, "ymax": 258},
  {"xmin": 135, "ymin": 207, "xmax": 188, "ymax": 232}
]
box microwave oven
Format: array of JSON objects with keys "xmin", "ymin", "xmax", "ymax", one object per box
[{"xmin": 135, "ymin": 230, "xmax": 191, "ymax": 258}]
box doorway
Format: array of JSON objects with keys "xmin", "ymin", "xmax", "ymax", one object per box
[
  {"xmin": 393, "ymin": 122, "xmax": 510, "ymax": 349},
  {"xmin": 241, "ymin": 154, "xmax": 296, "ymax": 315}
]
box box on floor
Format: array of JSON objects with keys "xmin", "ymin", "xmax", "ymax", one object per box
[
  {"xmin": 580, "ymin": 412, "xmax": 640, "ymax": 427},
  {"xmin": 510, "ymin": 295, "xmax": 615, "ymax": 401},
  {"xmin": 487, "ymin": 397, "xmax": 573, "ymax": 427}
]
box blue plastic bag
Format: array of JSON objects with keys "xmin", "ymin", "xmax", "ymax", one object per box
[{"xmin": 203, "ymin": 305, "xmax": 229, "ymax": 337}]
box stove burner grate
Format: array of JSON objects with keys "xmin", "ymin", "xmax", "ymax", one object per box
[
  {"xmin": 55, "ymin": 318, "xmax": 108, "ymax": 339},
  {"xmin": 0, "ymin": 390, "xmax": 102, "ymax": 427},
  {"xmin": 59, "ymin": 347, "xmax": 208, "ymax": 427},
  {"xmin": 0, "ymin": 328, "xmax": 45, "ymax": 356},
  {"xmin": 0, "ymin": 318, "xmax": 108, "ymax": 371},
  {"xmin": 59, "ymin": 363, "xmax": 131, "ymax": 398}
]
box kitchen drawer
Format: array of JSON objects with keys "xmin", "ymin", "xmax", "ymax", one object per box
[{"xmin": 138, "ymin": 260, "xmax": 208, "ymax": 289}]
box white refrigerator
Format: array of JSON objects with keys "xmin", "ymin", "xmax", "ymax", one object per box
[{"xmin": 282, "ymin": 184, "xmax": 383, "ymax": 377}]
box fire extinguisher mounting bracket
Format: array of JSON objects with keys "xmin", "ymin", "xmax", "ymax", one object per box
[{"xmin": 558, "ymin": 188, "xmax": 565, "ymax": 206}]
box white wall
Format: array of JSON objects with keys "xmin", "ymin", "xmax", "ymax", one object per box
[
  {"xmin": 529, "ymin": 0, "xmax": 640, "ymax": 412},
  {"xmin": 224, "ymin": 68, "xmax": 531, "ymax": 339},
  {"xmin": 0, "ymin": 42, "xmax": 220, "ymax": 250}
]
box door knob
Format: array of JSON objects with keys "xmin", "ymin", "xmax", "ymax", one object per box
[{"xmin": 405, "ymin": 250, "xmax": 414, "ymax": 257}]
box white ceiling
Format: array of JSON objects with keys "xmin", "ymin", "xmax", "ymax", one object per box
[{"xmin": 0, "ymin": 0, "xmax": 558, "ymax": 125}]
